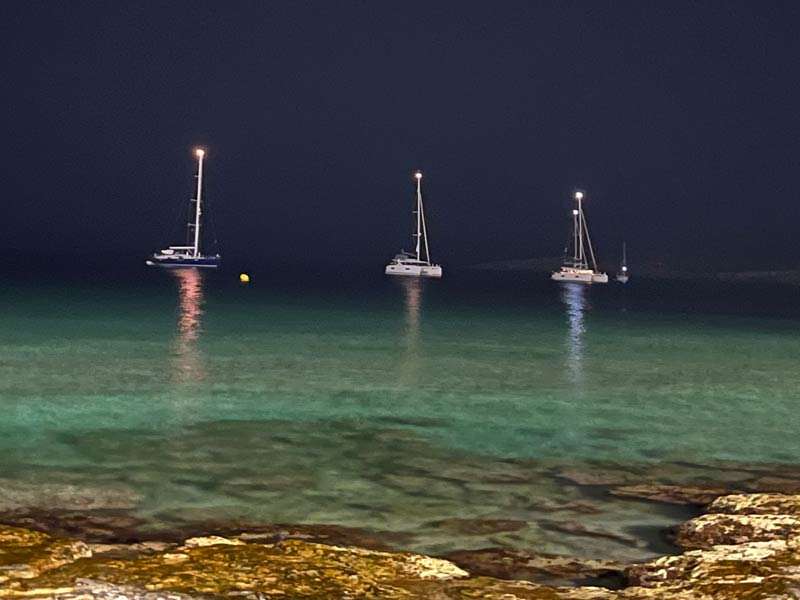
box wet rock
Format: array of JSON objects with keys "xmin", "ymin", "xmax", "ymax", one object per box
[
  {"xmin": 6, "ymin": 536, "xmax": 470, "ymax": 598},
  {"xmin": 0, "ymin": 509, "xmax": 145, "ymax": 543},
  {"xmin": 6, "ymin": 493, "xmax": 800, "ymax": 599},
  {"xmin": 442, "ymin": 547, "xmax": 625, "ymax": 587},
  {"xmin": 610, "ymin": 484, "xmax": 729, "ymax": 506},
  {"xmin": 676, "ymin": 513, "xmax": 800, "ymax": 549},
  {"xmin": 625, "ymin": 538, "xmax": 800, "ymax": 599},
  {"xmin": 182, "ymin": 535, "xmax": 244, "ymax": 548},
  {"xmin": 0, "ymin": 525, "xmax": 91, "ymax": 583},
  {"xmin": 430, "ymin": 518, "xmax": 528, "ymax": 536},
  {"xmin": 47, "ymin": 578, "xmax": 201, "ymax": 599},
  {"xmin": 708, "ymin": 492, "xmax": 800, "ymax": 516},
  {"xmin": 87, "ymin": 542, "xmax": 173, "ymax": 559}
]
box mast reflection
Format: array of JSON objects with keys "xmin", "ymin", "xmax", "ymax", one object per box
[
  {"xmin": 171, "ymin": 268, "xmax": 205, "ymax": 384},
  {"xmin": 560, "ymin": 283, "xmax": 588, "ymax": 385}
]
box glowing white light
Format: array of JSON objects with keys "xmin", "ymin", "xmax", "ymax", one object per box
[
  {"xmin": 195, "ymin": 148, "xmax": 205, "ymax": 158},
  {"xmin": 575, "ymin": 191, "xmax": 584, "ymax": 200},
  {"xmin": 622, "ymin": 266, "xmax": 628, "ymax": 271},
  {"xmin": 414, "ymin": 171, "xmax": 423, "ymax": 180},
  {"xmin": 572, "ymin": 209, "xmax": 579, "ymax": 215}
]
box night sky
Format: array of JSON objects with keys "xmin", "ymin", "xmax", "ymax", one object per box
[{"xmin": 2, "ymin": 1, "xmax": 799, "ymax": 272}]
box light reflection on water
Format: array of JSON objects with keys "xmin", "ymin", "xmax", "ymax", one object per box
[
  {"xmin": 560, "ymin": 283, "xmax": 588, "ymax": 385},
  {"xmin": 2, "ymin": 275, "xmax": 800, "ymax": 561},
  {"xmin": 395, "ymin": 277, "xmax": 424, "ymax": 383},
  {"xmin": 171, "ymin": 268, "xmax": 205, "ymax": 384}
]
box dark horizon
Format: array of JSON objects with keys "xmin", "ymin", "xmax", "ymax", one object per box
[{"xmin": 2, "ymin": 1, "xmax": 799, "ymax": 273}]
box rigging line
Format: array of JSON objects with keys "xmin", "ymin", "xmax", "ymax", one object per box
[
  {"xmin": 420, "ymin": 194, "xmax": 431, "ymax": 263},
  {"xmin": 582, "ymin": 210, "xmax": 599, "ymax": 271}
]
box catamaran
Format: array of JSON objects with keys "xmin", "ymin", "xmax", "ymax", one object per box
[
  {"xmin": 551, "ymin": 191, "xmax": 608, "ymax": 284},
  {"xmin": 616, "ymin": 242, "xmax": 629, "ymax": 283},
  {"xmin": 385, "ymin": 171, "xmax": 443, "ymax": 278},
  {"xmin": 146, "ymin": 148, "xmax": 221, "ymax": 269}
]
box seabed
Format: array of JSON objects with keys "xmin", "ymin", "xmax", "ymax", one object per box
[{"xmin": 2, "ymin": 462, "xmax": 800, "ymax": 599}]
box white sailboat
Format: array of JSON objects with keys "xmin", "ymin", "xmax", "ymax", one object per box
[
  {"xmin": 146, "ymin": 148, "xmax": 221, "ymax": 269},
  {"xmin": 551, "ymin": 191, "xmax": 608, "ymax": 284},
  {"xmin": 616, "ymin": 242, "xmax": 629, "ymax": 283},
  {"xmin": 385, "ymin": 171, "xmax": 443, "ymax": 278}
]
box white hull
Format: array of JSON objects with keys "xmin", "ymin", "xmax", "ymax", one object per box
[
  {"xmin": 616, "ymin": 274, "xmax": 629, "ymax": 283},
  {"xmin": 385, "ymin": 264, "xmax": 442, "ymax": 278},
  {"xmin": 146, "ymin": 260, "xmax": 220, "ymax": 269},
  {"xmin": 551, "ymin": 268, "xmax": 608, "ymax": 284}
]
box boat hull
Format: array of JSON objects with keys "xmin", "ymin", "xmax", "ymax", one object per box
[
  {"xmin": 146, "ymin": 256, "xmax": 221, "ymax": 269},
  {"xmin": 616, "ymin": 274, "xmax": 629, "ymax": 283},
  {"xmin": 551, "ymin": 268, "xmax": 607, "ymax": 284},
  {"xmin": 385, "ymin": 264, "xmax": 442, "ymax": 278}
]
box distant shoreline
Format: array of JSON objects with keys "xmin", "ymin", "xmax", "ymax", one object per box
[{"xmin": 466, "ymin": 257, "xmax": 800, "ymax": 285}]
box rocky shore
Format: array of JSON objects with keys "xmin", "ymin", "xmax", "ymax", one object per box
[{"xmin": 1, "ymin": 491, "xmax": 800, "ymax": 599}]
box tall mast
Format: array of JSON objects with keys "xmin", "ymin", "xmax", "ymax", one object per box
[
  {"xmin": 414, "ymin": 171, "xmax": 423, "ymax": 261},
  {"xmin": 622, "ymin": 242, "xmax": 627, "ymax": 265},
  {"xmin": 572, "ymin": 207, "xmax": 579, "ymax": 265},
  {"xmin": 192, "ymin": 148, "xmax": 205, "ymax": 257},
  {"xmin": 578, "ymin": 195, "xmax": 584, "ymax": 266},
  {"xmin": 574, "ymin": 191, "xmax": 584, "ymax": 267},
  {"xmin": 578, "ymin": 191, "xmax": 599, "ymax": 271}
]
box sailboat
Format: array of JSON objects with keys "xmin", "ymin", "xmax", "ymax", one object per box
[
  {"xmin": 551, "ymin": 191, "xmax": 608, "ymax": 284},
  {"xmin": 385, "ymin": 171, "xmax": 443, "ymax": 278},
  {"xmin": 146, "ymin": 148, "xmax": 221, "ymax": 269},
  {"xmin": 616, "ymin": 242, "xmax": 629, "ymax": 283}
]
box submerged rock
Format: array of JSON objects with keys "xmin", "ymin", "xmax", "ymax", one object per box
[
  {"xmin": 0, "ymin": 509, "xmax": 145, "ymax": 543},
  {"xmin": 540, "ymin": 520, "xmax": 644, "ymax": 548},
  {"xmin": 743, "ymin": 475, "xmax": 800, "ymax": 494},
  {"xmin": 430, "ymin": 518, "xmax": 528, "ymax": 536},
  {"xmin": 442, "ymin": 547, "xmax": 625, "ymax": 587},
  {"xmin": 225, "ymin": 522, "xmax": 416, "ymax": 551},
  {"xmin": 0, "ymin": 480, "xmax": 141, "ymax": 513},
  {"xmin": 555, "ymin": 467, "xmax": 643, "ymax": 487},
  {"xmin": 610, "ymin": 484, "xmax": 729, "ymax": 506},
  {"xmin": 3, "ymin": 492, "xmax": 800, "ymax": 598}
]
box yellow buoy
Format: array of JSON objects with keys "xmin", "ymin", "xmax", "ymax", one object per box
[{"xmin": 239, "ymin": 273, "xmax": 250, "ymax": 284}]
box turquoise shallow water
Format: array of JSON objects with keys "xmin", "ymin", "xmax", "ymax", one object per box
[{"xmin": 0, "ymin": 269, "xmax": 799, "ymax": 560}]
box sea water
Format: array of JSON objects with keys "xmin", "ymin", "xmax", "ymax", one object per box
[{"xmin": 0, "ymin": 269, "xmax": 798, "ymax": 561}]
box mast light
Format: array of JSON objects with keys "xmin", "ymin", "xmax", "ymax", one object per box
[
  {"xmin": 574, "ymin": 191, "xmax": 583, "ymax": 200},
  {"xmin": 195, "ymin": 148, "xmax": 205, "ymax": 158},
  {"xmin": 414, "ymin": 171, "xmax": 423, "ymax": 180},
  {"xmin": 572, "ymin": 209, "xmax": 579, "ymax": 215}
]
